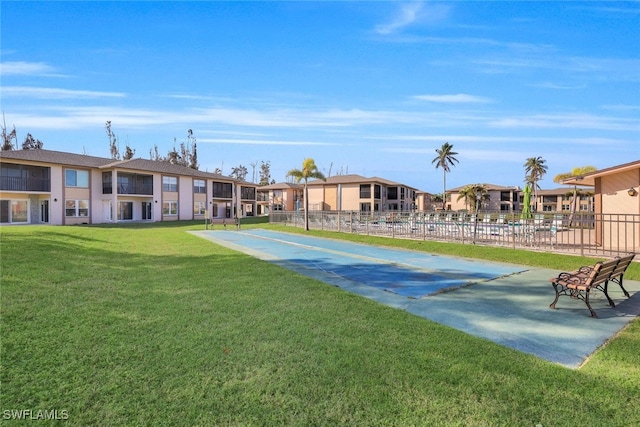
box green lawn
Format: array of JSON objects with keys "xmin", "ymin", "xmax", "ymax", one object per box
[{"xmin": 1, "ymin": 221, "xmax": 639, "ymax": 426}]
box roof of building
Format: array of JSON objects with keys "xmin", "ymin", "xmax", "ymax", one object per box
[
  {"xmin": 306, "ymin": 173, "xmax": 415, "ymax": 189},
  {"xmin": 0, "ymin": 149, "xmax": 241, "ymax": 183},
  {"xmin": 257, "ymin": 182, "xmax": 303, "ymax": 191},
  {"xmin": 1, "ymin": 148, "xmax": 115, "ymax": 168},
  {"xmin": 447, "ymin": 183, "xmax": 518, "ymax": 192},
  {"xmin": 536, "ymin": 187, "xmax": 591, "ymax": 195},
  {"xmin": 101, "ymin": 158, "xmax": 235, "ymax": 181},
  {"xmin": 561, "ymin": 159, "xmax": 640, "ymax": 186}
]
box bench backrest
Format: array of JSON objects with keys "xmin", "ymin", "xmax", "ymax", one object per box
[
  {"xmin": 588, "ymin": 260, "xmax": 619, "ymax": 287},
  {"xmin": 610, "ymin": 253, "xmax": 636, "ymax": 279}
]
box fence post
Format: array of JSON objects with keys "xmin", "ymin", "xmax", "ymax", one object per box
[{"xmin": 580, "ymin": 214, "xmax": 584, "ymax": 257}]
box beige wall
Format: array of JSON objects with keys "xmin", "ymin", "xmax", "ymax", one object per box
[
  {"xmin": 306, "ymin": 186, "xmax": 324, "ymax": 210},
  {"xmin": 323, "ymin": 185, "xmax": 338, "ymax": 210},
  {"xmin": 178, "ymin": 176, "xmax": 192, "ymax": 220},
  {"xmin": 600, "ymin": 169, "xmax": 639, "ymax": 215},
  {"xmin": 339, "ymin": 184, "xmax": 362, "ymax": 211},
  {"xmin": 598, "ymin": 169, "xmax": 640, "ymax": 251}
]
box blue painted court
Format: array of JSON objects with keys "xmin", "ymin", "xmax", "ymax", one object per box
[{"xmin": 193, "ymin": 229, "xmax": 640, "ymax": 368}]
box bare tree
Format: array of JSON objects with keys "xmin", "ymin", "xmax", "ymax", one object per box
[
  {"xmin": 105, "ymin": 121, "xmax": 119, "ymax": 160},
  {"xmin": 150, "ymin": 145, "xmax": 165, "ymax": 161},
  {"xmin": 122, "ymin": 146, "xmax": 136, "ymax": 160},
  {"xmin": 259, "ymin": 161, "xmax": 271, "ymax": 186},
  {"xmin": 230, "ymin": 165, "xmax": 248, "ymax": 181},
  {"xmin": 1, "ymin": 114, "xmax": 17, "ymax": 151},
  {"xmin": 22, "ymin": 133, "xmax": 44, "ymax": 150}
]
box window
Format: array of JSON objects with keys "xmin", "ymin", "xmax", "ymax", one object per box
[
  {"xmin": 163, "ymin": 201, "xmax": 178, "ymax": 216},
  {"xmin": 65, "ymin": 169, "xmax": 89, "ymax": 188},
  {"xmin": 388, "ymin": 187, "xmax": 398, "ymax": 200},
  {"xmin": 163, "ymin": 176, "xmax": 178, "ymax": 192},
  {"xmin": 194, "ymin": 179, "xmax": 206, "ymax": 194},
  {"xmin": 0, "ymin": 200, "xmax": 29, "ymax": 223},
  {"xmin": 194, "ymin": 201, "xmax": 206, "ymax": 215},
  {"xmin": 1, "ymin": 164, "xmax": 50, "ymax": 192},
  {"xmin": 359, "ymin": 184, "xmax": 371, "ymax": 199},
  {"xmin": 65, "ymin": 200, "xmax": 89, "ymax": 217},
  {"xmin": 117, "ymin": 175, "xmax": 133, "ymax": 193},
  {"xmin": 374, "ymin": 185, "xmax": 381, "ymax": 199},
  {"xmin": 117, "ymin": 201, "xmax": 133, "ymax": 220},
  {"xmin": 102, "ymin": 172, "xmax": 113, "ymax": 194},
  {"xmin": 212, "ymin": 182, "xmax": 233, "ymax": 198},
  {"xmin": 240, "ymin": 186, "xmax": 255, "ymax": 200}
]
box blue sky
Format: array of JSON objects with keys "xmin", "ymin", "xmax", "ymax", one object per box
[{"xmin": 1, "ymin": 1, "xmax": 639, "ymax": 192}]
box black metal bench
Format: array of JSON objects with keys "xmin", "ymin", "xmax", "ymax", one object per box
[{"xmin": 549, "ymin": 253, "xmax": 635, "ymax": 317}]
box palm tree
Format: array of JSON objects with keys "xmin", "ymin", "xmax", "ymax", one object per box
[
  {"xmin": 432, "ymin": 143, "xmax": 459, "ymax": 210},
  {"xmin": 457, "ymin": 184, "xmax": 489, "ymax": 213},
  {"xmin": 524, "ymin": 156, "xmax": 548, "ymax": 212},
  {"xmin": 286, "ymin": 158, "xmax": 326, "ymax": 231},
  {"xmin": 554, "ymin": 165, "xmax": 597, "ymax": 222}
]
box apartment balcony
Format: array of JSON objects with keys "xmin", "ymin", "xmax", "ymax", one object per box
[{"xmin": 0, "ymin": 176, "xmax": 51, "ymax": 192}]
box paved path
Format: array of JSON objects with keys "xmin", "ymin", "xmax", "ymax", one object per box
[{"xmin": 193, "ymin": 229, "xmax": 640, "ymax": 368}]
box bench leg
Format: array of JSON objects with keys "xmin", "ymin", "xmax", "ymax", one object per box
[
  {"xmin": 549, "ymin": 283, "xmax": 561, "ymax": 309},
  {"xmin": 584, "ymin": 290, "xmax": 598, "ymax": 318},
  {"xmin": 612, "ymin": 277, "xmax": 631, "ymax": 298},
  {"xmin": 602, "ymin": 281, "xmax": 616, "ymax": 307}
]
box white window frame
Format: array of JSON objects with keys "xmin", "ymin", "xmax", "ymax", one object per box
[
  {"xmin": 163, "ymin": 201, "xmax": 178, "ymax": 216},
  {"xmin": 193, "ymin": 179, "xmax": 206, "ymax": 194},
  {"xmin": 193, "ymin": 201, "xmax": 206, "ymax": 215},
  {"xmin": 162, "ymin": 176, "xmax": 178, "ymax": 192},
  {"xmin": 0, "ymin": 199, "xmax": 29, "ymax": 223},
  {"xmin": 65, "ymin": 199, "xmax": 89, "ymax": 217}
]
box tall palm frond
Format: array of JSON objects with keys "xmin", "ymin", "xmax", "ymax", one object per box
[
  {"xmin": 432, "ymin": 143, "xmax": 459, "ymax": 210},
  {"xmin": 523, "ymin": 156, "xmax": 548, "ymax": 211},
  {"xmin": 286, "ymin": 158, "xmax": 326, "ymax": 231}
]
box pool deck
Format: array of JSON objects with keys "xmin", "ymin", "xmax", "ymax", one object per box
[{"xmin": 192, "ymin": 229, "xmax": 640, "ymax": 368}]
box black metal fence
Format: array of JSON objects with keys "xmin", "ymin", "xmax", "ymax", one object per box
[{"xmin": 270, "ymin": 210, "xmax": 639, "ymax": 258}]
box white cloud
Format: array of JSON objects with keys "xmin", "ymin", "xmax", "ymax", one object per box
[
  {"xmin": 488, "ymin": 113, "xmax": 640, "ymax": 132},
  {"xmin": 530, "ymin": 82, "xmax": 585, "ymax": 90},
  {"xmin": 1, "ymin": 86, "xmax": 126, "ymax": 99},
  {"xmin": 371, "ymin": 135, "xmax": 623, "ymax": 147},
  {"xmin": 375, "ymin": 2, "xmax": 450, "ymax": 35},
  {"xmin": 413, "ymin": 94, "xmax": 493, "ymax": 103},
  {"xmin": 0, "ymin": 61, "xmax": 59, "ymax": 76},
  {"xmin": 375, "ymin": 2, "xmax": 423, "ymax": 35},
  {"xmin": 197, "ymin": 138, "xmax": 337, "ymax": 146}
]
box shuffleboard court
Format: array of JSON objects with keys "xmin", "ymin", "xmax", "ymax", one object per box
[
  {"xmin": 198, "ymin": 228, "xmax": 524, "ymax": 298},
  {"xmin": 192, "ymin": 229, "xmax": 640, "ymax": 368}
]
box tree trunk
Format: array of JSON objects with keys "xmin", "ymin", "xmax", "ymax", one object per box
[
  {"xmin": 442, "ymin": 169, "xmax": 447, "ymax": 210},
  {"xmin": 304, "ymin": 181, "xmax": 309, "ymax": 231}
]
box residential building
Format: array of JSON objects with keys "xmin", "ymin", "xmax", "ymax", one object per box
[
  {"xmin": 532, "ymin": 188, "xmax": 593, "ymax": 213},
  {"xmin": 304, "ymin": 174, "xmax": 418, "ymax": 212},
  {"xmin": 446, "ymin": 184, "xmax": 521, "ymax": 212},
  {"xmin": 415, "ymin": 190, "xmax": 436, "ymax": 212},
  {"xmin": 256, "ymin": 182, "xmax": 303, "ymax": 215},
  {"xmin": 0, "ymin": 149, "xmax": 257, "ymax": 225},
  {"xmin": 561, "ymin": 159, "xmax": 640, "ymax": 250}
]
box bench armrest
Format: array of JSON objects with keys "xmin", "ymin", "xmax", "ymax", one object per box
[
  {"xmin": 577, "ymin": 266, "xmax": 594, "ymax": 274},
  {"xmin": 554, "ymin": 272, "xmax": 589, "ymax": 286}
]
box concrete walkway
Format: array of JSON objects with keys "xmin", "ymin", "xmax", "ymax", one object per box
[{"xmin": 192, "ymin": 229, "xmax": 640, "ymax": 368}]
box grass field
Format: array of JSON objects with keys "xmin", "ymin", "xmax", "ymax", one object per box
[{"xmin": 1, "ymin": 221, "xmax": 639, "ymax": 426}]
